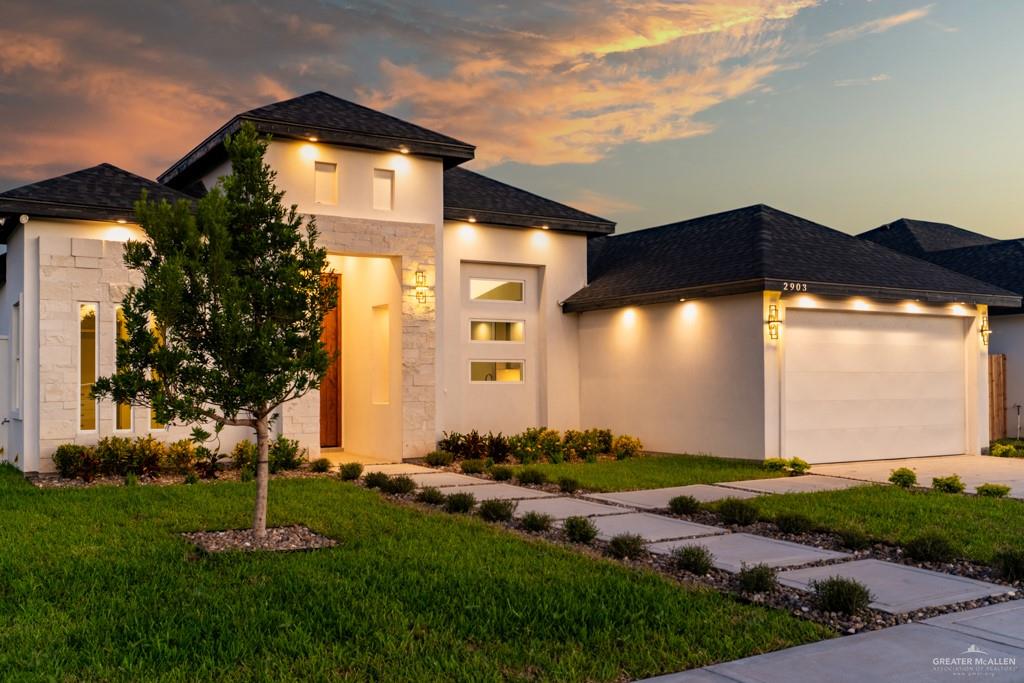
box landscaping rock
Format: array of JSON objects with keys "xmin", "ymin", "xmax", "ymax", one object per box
[{"xmin": 183, "ymin": 525, "xmax": 337, "ymax": 553}]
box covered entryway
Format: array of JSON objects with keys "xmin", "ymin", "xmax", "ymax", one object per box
[
  {"xmin": 783, "ymin": 309, "xmax": 967, "ymax": 463},
  {"xmin": 320, "ymin": 275, "xmax": 342, "ymax": 448}
]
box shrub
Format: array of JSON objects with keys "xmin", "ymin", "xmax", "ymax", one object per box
[
  {"xmin": 232, "ymin": 440, "xmax": 258, "ymax": 472},
  {"xmin": 671, "ymin": 545, "xmax": 714, "ymax": 574},
  {"xmin": 363, "ymin": 471, "xmax": 390, "ymax": 489},
  {"xmin": 460, "ymin": 458, "xmax": 486, "ymax": 474},
  {"xmin": 95, "ymin": 436, "xmax": 136, "ymax": 476},
  {"xmin": 424, "ymin": 450, "xmax": 454, "ymax": 467},
  {"xmin": 164, "ymin": 440, "xmax": 197, "ymax": 474},
  {"xmin": 717, "ymin": 498, "xmax": 759, "ymax": 526},
  {"xmin": 775, "ymin": 513, "xmax": 815, "ymax": 534},
  {"xmin": 490, "ymin": 465, "xmax": 514, "ymax": 481},
  {"xmin": 192, "ymin": 446, "xmax": 221, "ymax": 479},
  {"xmin": 310, "ymin": 457, "xmax": 331, "ymax": 473},
  {"xmin": 52, "ymin": 444, "xmax": 98, "ymax": 480},
  {"xmin": 558, "ymin": 477, "xmax": 581, "ymax": 493},
  {"xmin": 339, "ymin": 462, "xmax": 363, "ymax": 481},
  {"xmin": 563, "ymin": 516, "xmax": 598, "ymax": 544},
  {"xmin": 521, "ymin": 511, "xmax": 553, "ymax": 533},
  {"xmin": 762, "ymin": 457, "xmax": 789, "ymax": 472},
  {"xmin": 382, "ymin": 475, "xmax": 415, "ymax": 495},
  {"xmin": 612, "ymin": 435, "xmax": 643, "ymax": 460},
  {"xmin": 837, "ymin": 527, "xmax": 871, "ymax": 550},
  {"xmin": 436, "ymin": 431, "xmax": 463, "ymax": 457},
  {"xmin": 736, "ymin": 563, "xmax": 777, "ymax": 593},
  {"xmin": 990, "ymin": 442, "xmax": 1019, "ymax": 458},
  {"xmin": 932, "ymin": 474, "xmax": 966, "ymax": 494},
  {"xmin": 668, "ymin": 495, "xmax": 701, "ymax": 515},
  {"xmin": 608, "ymin": 533, "xmax": 646, "ymax": 559},
  {"xmin": 905, "ymin": 532, "xmax": 958, "ymax": 562},
  {"xmin": 563, "ymin": 430, "xmax": 600, "ymax": 462},
  {"xmin": 976, "ymin": 483, "xmax": 1011, "ymax": 498},
  {"xmin": 517, "ymin": 468, "xmax": 548, "ymax": 486},
  {"xmin": 268, "ymin": 435, "xmax": 305, "ymax": 473},
  {"xmin": 478, "ymin": 499, "xmax": 516, "ymax": 522},
  {"xmin": 417, "ymin": 486, "xmax": 446, "ymax": 505},
  {"xmin": 510, "ymin": 427, "xmax": 562, "ymax": 464},
  {"xmin": 992, "ymin": 548, "xmax": 1024, "ymax": 582},
  {"xmin": 443, "ymin": 492, "xmax": 476, "ymax": 513},
  {"xmin": 787, "ymin": 457, "xmax": 810, "ymax": 476},
  {"xmin": 811, "ymin": 576, "xmax": 872, "ymax": 614},
  {"xmin": 183, "ymin": 471, "xmax": 200, "ymax": 485},
  {"xmin": 889, "ymin": 467, "xmax": 917, "ymax": 488},
  {"xmin": 485, "ymin": 432, "xmax": 512, "ymax": 463},
  {"xmin": 586, "ymin": 428, "xmax": 614, "ymax": 455}
]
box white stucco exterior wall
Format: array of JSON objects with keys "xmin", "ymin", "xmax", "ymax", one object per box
[{"xmin": 578, "ymin": 293, "xmax": 767, "ymax": 459}]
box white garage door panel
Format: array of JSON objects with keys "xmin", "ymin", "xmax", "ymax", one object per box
[{"xmin": 784, "ymin": 310, "xmax": 966, "ymax": 463}]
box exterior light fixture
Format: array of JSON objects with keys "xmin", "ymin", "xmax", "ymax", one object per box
[
  {"xmin": 679, "ymin": 298, "xmax": 687, "ymax": 302},
  {"xmin": 980, "ymin": 315, "xmax": 991, "ymax": 345},
  {"xmin": 541, "ymin": 224, "xmax": 550, "ymax": 230},
  {"xmin": 399, "ymin": 145, "xmax": 410, "ymax": 154},
  {"xmin": 415, "ymin": 270, "xmax": 428, "ymax": 304},
  {"xmin": 767, "ymin": 303, "xmax": 781, "ymax": 341},
  {"xmin": 116, "ymin": 219, "xmax": 127, "ymax": 224},
  {"xmin": 467, "ymin": 216, "xmax": 477, "ymax": 223},
  {"xmin": 307, "ymin": 136, "xmax": 318, "ymax": 142}
]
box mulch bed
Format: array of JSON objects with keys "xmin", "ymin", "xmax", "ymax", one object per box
[{"xmin": 183, "ymin": 525, "xmax": 338, "ymax": 553}]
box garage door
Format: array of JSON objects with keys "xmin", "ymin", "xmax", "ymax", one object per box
[{"xmin": 784, "ymin": 310, "xmax": 966, "ymax": 463}]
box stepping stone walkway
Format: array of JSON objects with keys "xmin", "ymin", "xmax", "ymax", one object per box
[
  {"xmin": 778, "ymin": 559, "xmax": 1013, "ymax": 614},
  {"xmin": 647, "ymin": 533, "xmax": 849, "ymax": 573},
  {"xmin": 512, "ymin": 497, "xmax": 630, "ymax": 520},
  {"xmin": 361, "ymin": 463, "xmax": 435, "ymax": 476},
  {"xmin": 642, "ymin": 619, "xmax": 1024, "ymax": 682},
  {"xmin": 924, "ymin": 602, "xmax": 1024, "ymax": 649},
  {"xmin": 444, "ymin": 483, "xmax": 555, "ymax": 501},
  {"xmin": 588, "ymin": 484, "xmax": 760, "ymax": 509},
  {"xmin": 405, "ymin": 472, "xmax": 492, "ymax": 487},
  {"xmin": 717, "ymin": 474, "xmax": 867, "ymax": 495},
  {"xmin": 583, "ymin": 512, "xmax": 727, "ymax": 543}
]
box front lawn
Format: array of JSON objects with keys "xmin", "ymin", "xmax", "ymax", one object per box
[
  {"xmin": 513, "ymin": 452, "xmax": 782, "ymax": 492},
  {"xmin": 751, "ymin": 485, "xmax": 1024, "ymax": 563},
  {"xmin": 0, "ymin": 466, "xmax": 828, "ymax": 681}
]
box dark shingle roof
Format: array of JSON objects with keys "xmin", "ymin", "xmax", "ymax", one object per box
[
  {"xmin": 443, "ymin": 168, "xmax": 614, "ymax": 235},
  {"xmin": 859, "ymin": 218, "xmax": 998, "ymax": 257},
  {"xmin": 160, "ymin": 91, "xmax": 476, "ymax": 188},
  {"xmin": 923, "ymin": 240, "xmax": 1024, "ymax": 312},
  {"xmin": 0, "ymin": 164, "xmax": 194, "ymax": 239},
  {"xmin": 562, "ymin": 204, "xmax": 1019, "ymax": 312}
]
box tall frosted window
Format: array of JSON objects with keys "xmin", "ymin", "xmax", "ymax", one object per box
[
  {"xmin": 115, "ymin": 307, "xmax": 132, "ymax": 430},
  {"xmin": 314, "ymin": 161, "xmax": 338, "ymax": 204},
  {"xmin": 372, "ymin": 169, "xmax": 394, "ymax": 211},
  {"xmin": 469, "ymin": 279, "xmax": 524, "ymax": 302},
  {"xmin": 80, "ymin": 303, "xmax": 98, "ymax": 431},
  {"xmin": 371, "ymin": 305, "xmax": 390, "ymax": 404},
  {"xmin": 12, "ymin": 302, "xmax": 21, "ymax": 412}
]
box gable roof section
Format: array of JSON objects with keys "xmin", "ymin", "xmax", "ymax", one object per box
[
  {"xmin": 859, "ymin": 218, "xmax": 998, "ymax": 257},
  {"xmin": 443, "ymin": 168, "xmax": 614, "ymax": 235},
  {"xmin": 0, "ymin": 164, "xmax": 194, "ymax": 241},
  {"xmin": 923, "ymin": 240, "xmax": 1024, "ymax": 311},
  {"xmin": 160, "ymin": 91, "xmax": 476, "ymax": 188},
  {"xmin": 562, "ymin": 204, "xmax": 1019, "ymax": 312}
]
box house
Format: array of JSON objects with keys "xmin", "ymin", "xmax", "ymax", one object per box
[
  {"xmin": 0, "ymin": 91, "xmax": 1017, "ymax": 475},
  {"xmin": 861, "ymin": 219, "xmax": 1024, "ymax": 437}
]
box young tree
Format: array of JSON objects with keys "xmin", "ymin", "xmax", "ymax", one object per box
[{"xmin": 94, "ymin": 123, "xmax": 336, "ymax": 536}]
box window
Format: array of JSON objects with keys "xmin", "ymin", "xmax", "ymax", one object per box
[
  {"xmin": 80, "ymin": 303, "xmax": 98, "ymax": 431},
  {"xmin": 314, "ymin": 161, "xmax": 338, "ymax": 204},
  {"xmin": 470, "ymin": 361, "xmax": 524, "ymax": 383},
  {"xmin": 114, "ymin": 307, "xmax": 132, "ymax": 431},
  {"xmin": 12, "ymin": 302, "xmax": 21, "ymax": 412},
  {"xmin": 371, "ymin": 305, "xmax": 390, "ymax": 405},
  {"xmin": 469, "ymin": 279, "xmax": 524, "ymax": 302},
  {"xmin": 372, "ymin": 169, "xmax": 394, "ymax": 211},
  {"xmin": 470, "ymin": 320, "xmax": 524, "ymax": 342}
]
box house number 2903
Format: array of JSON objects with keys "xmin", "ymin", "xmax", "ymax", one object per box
[{"xmin": 782, "ymin": 282, "xmax": 808, "ymax": 292}]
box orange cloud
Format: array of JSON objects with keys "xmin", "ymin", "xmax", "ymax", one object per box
[{"xmin": 825, "ymin": 5, "xmax": 933, "ymax": 44}]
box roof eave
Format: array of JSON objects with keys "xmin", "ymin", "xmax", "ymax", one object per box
[
  {"xmin": 444, "ymin": 207, "xmax": 615, "ymax": 236},
  {"xmin": 562, "ymin": 279, "xmax": 766, "ymax": 313}
]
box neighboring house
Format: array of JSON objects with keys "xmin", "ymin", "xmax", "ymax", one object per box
[
  {"xmin": 0, "ymin": 92, "xmax": 1017, "ymax": 475},
  {"xmin": 861, "ymin": 219, "xmax": 1024, "ymax": 436}
]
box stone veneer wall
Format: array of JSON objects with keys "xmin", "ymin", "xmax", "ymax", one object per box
[{"xmin": 281, "ymin": 215, "xmax": 437, "ymax": 460}]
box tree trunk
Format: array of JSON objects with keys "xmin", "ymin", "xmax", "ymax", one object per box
[{"xmin": 252, "ymin": 416, "xmax": 271, "ymax": 537}]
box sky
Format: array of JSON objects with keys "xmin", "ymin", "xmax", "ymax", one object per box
[{"xmin": 1, "ymin": 0, "xmax": 1022, "ymax": 237}]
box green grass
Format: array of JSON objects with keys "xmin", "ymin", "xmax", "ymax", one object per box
[
  {"xmin": 0, "ymin": 465, "xmax": 827, "ymax": 681},
  {"xmin": 752, "ymin": 485, "xmax": 1024, "ymax": 563},
  {"xmin": 513, "ymin": 453, "xmax": 782, "ymax": 492}
]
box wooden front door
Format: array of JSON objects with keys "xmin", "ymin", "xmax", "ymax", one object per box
[{"xmin": 320, "ymin": 275, "xmax": 342, "ymax": 448}]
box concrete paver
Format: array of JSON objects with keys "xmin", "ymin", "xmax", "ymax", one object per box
[
  {"xmin": 647, "ymin": 532, "xmax": 849, "ymax": 572},
  {"xmin": 361, "ymin": 463, "xmax": 436, "ymax": 475},
  {"xmin": 778, "ymin": 559, "xmax": 1013, "ymax": 614},
  {"xmin": 406, "ymin": 472, "xmax": 493, "ymax": 487},
  {"xmin": 512, "ymin": 497, "xmax": 630, "ymax": 520},
  {"xmin": 583, "ymin": 512, "xmax": 726, "ymax": 543},
  {"xmin": 925, "ymin": 601, "xmax": 1024, "ymax": 649},
  {"xmin": 588, "ymin": 485, "xmax": 760, "ymax": 509},
  {"xmin": 717, "ymin": 475, "xmax": 869, "ymax": 495},
  {"xmin": 813, "ymin": 455, "xmax": 1024, "ymax": 498},
  {"xmin": 444, "ymin": 483, "xmax": 555, "ymax": 501}
]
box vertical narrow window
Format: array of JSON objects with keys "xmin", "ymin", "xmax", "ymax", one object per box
[
  {"xmin": 114, "ymin": 307, "xmax": 132, "ymax": 431},
  {"xmin": 314, "ymin": 161, "xmax": 338, "ymax": 204},
  {"xmin": 79, "ymin": 303, "xmax": 98, "ymax": 431},
  {"xmin": 372, "ymin": 169, "xmax": 394, "ymax": 211},
  {"xmin": 371, "ymin": 305, "xmax": 390, "ymax": 404},
  {"xmin": 12, "ymin": 302, "xmax": 21, "ymax": 412}
]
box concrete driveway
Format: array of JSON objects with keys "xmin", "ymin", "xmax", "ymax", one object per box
[{"xmin": 812, "ymin": 455, "xmax": 1024, "ymax": 498}]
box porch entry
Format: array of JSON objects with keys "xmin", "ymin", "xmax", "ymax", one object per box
[{"xmin": 320, "ymin": 275, "xmax": 342, "ymax": 448}]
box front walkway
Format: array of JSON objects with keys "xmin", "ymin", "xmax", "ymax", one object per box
[{"xmin": 812, "ymin": 454, "xmax": 1024, "ymax": 498}]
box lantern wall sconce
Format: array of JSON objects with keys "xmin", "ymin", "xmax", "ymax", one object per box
[
  {"xmin": 415, "ymin": 270, "xmax": 428, "ymax": 304},
  {"xmin": 980, "ymin": 315, "xmax": 991, "ymax": 345},
  {"xmin": 767, "ymin": 303, "xmax": 781, "ymax": 341}
]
